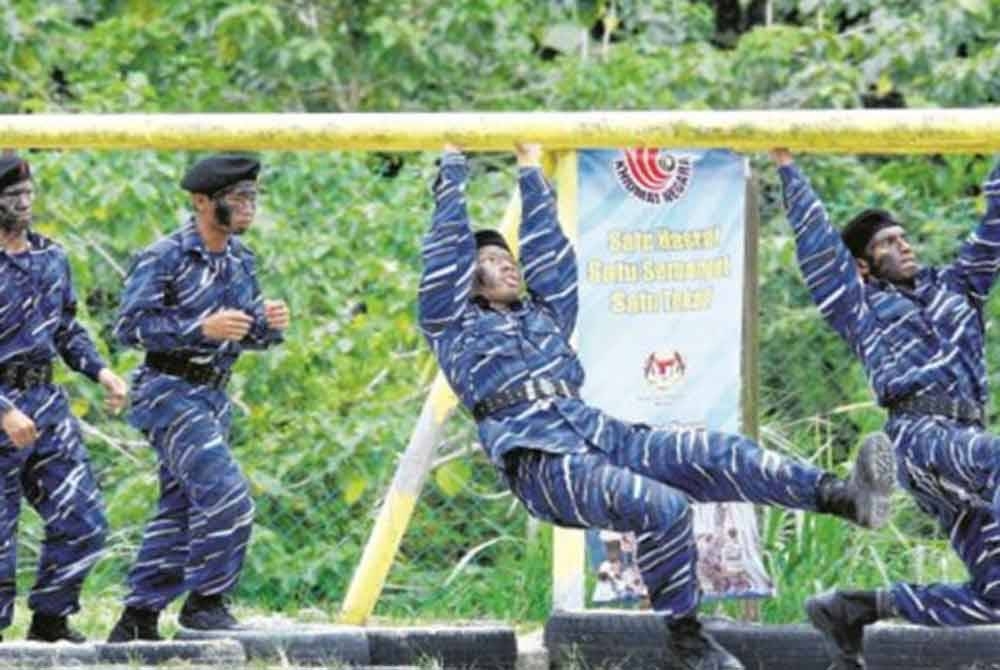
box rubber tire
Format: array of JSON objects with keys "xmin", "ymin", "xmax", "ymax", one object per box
[
  {"xmin": 176, "ymin": 624, "xmax": 370, "ymax": 666},
  {"xmin": 97, "ymin": 639, "xmax": 245, "ymax": 665},
  {"xmin": 544, "ymin": 609, "xmax": 832, "ymax": 670},
  {"xmin": 367, "ymin": 625, "xmax": 518, "ymax": 669},
  {"xmin": 0, "ymin": 642, "xmax": 98, "ymax": 667},
  {"xmin": 865, "ymin": 622, "xmax": 1000, "ymax": 670}
]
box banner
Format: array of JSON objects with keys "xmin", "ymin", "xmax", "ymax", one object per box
[{"xmin": 576, "ymin": 148, "xmax": 773, "ymax": 603}]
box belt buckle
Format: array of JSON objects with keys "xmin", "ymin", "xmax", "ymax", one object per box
[
  {"xmin": 24, "ymin": 368, "xmax": 41, "ymax": 387},
  {"xmin": 537, "ymin": 378, "xmax": 556, "ymax": 397}
]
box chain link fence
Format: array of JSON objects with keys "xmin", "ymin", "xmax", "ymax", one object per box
[{"xmin": 7, "ymin": 154, "xmax": 986, "ymax": 630}]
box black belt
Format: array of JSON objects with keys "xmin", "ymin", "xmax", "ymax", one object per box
[
  {"xmin": 0, "ymin": 362, "xmax": 53, "ymax": 390},
  {"xmin": 888, "ymin": 393, "xmax": 984, "ymax": 425},
  {"xmin": 145, "ymin": 352, "xmax": 231, "ymax": 390},
  {"xmin": 472, "ymin": 378, "xmax": 579, "ymax": 421}
]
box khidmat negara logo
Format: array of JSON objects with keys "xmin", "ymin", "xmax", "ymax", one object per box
[{"xmin": 613, "ymin": 149, "xmax": 693, "ymax": 205}]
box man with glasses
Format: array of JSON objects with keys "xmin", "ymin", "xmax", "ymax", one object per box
[
  {"xmin": 107, "ymin": 154, "xmax": 289, "ymax": 642},
  {"xmin": 0, "ymin": 154, "xmax": 127, "ymax": 642}
]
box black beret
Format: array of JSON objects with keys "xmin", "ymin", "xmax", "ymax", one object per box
[
  {"xmin": 841, "ymin": 208, "xmax": 900, "ymax": 258},
  {"xmin": 0, "ymin": 155, "xmax": 31, "ymax": 191},
  {"xmin": 474, "ymin": 229, "xmax": 512, "ymax": 254},
  {"xmin": 180, "ymin": 154, "xmax": 260, "ymax": 195}
]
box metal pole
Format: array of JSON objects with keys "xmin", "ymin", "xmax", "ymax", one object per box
[
  {"xmin": 1, "ymin": 109, "xmax": 999, "ymax": 153},
  {"xmin": 338, "ymin": 187, "xmax": 524, "ymax": 625}
]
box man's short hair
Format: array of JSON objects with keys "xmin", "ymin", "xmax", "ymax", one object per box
[{"xmin": 841, "ymin": 208, "xmax": 901, "ymax": 259}]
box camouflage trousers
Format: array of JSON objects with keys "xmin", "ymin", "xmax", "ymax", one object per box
[
  {"xmin": 0, "ymin": 416, "xmax": 107, "ymax": 628},
  {"xmin": 888, "ymin": 413, "xmax": 1000, "ymax": 625},
  {"xmin": 124, "ymin": 406, "xmax": 254, "ymax": 612},
  {"xmin": 503, "ymin": 422, "xmax": 824, "ymax": 620}
]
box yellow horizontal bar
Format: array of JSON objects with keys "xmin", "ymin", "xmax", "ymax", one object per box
[{"xmin": 1, "ymin": 109, "xmax": 998, "ymax": 153}]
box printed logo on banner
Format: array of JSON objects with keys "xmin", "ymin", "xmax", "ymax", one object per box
[
  {"xmin": 613, "ymin": 149, "xmax": 694, "ymax": 205},
  {"xmin": 642, "ymin": 349, "xmax": 687, "ymax": 395}
]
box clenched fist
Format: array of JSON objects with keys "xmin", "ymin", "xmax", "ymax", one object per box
[
  {"xmin": 769, "ymin": 148, "xmax": 794, "ymax": 167},
  {"xmin": 98, "ymin": 368, "xmax": 129, "ymax": 414},
  {"xmin": 201, "ymin": 309, "xmax": 254, "ymax": 342},
  {"xmin": 2, "ymin": 407, "xmax": 37, "ymax": 448},
  {"xmin": 264, "ymin": 300, "xmax": 290, "ymax": 331},
  {"xmin": 515, "ymin": 142, "xmax": 543, "ymax": 167}
]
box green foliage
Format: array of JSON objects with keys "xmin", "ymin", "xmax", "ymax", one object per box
[{"xmin": 1, "ymin": 0, "xmax": 1000, "ymax": 628}]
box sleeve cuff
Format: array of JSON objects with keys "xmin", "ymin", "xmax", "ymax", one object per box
[
  {"xmin": 81, "ymin": 358, "xmax": 106, "ymax": 383},
  {"xmin": 249, "ymin": 309, "xmax": 271, "ymax": 341},
  {"xmin": 440, "ymin": 153, "xmax": 467, "ymax": 167},
  {"xmin": 178, "ymin": 317, "xmax": 208, "ymax": 347},
  {"xmin": 777, "ymin": 164, "xmax": 801, "ymax": 183},
  {"xmin": 518, "ymin": 167, "xmax": 549, "ymax": 196},
  {"xmin": 0, "ymin": 396, "xmax": 13, "ymax": 413}
]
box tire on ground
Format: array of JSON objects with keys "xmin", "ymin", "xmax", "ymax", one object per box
[
  {"xmin": 544, "ymin": 610, "xmax": 831, "ymax": 670},
  {"xmin": 98, "ymin": 639, "xmax": 245, "ymax": 665},
  {"xmin": 367, "ymin": 625, "xmax": 517, "ymax": 669},
  {"xmin": 176, "ymin": 624, "xmax": 370, "ymax": 666},
  {"xmin": 864, "ymin": 622, "xmax": 1000, "ymax": 670}
]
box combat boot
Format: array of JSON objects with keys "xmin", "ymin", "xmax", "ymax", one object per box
[
  {"xmin": 666, "ymin": 615, "xmax": 744, "ymax": 670},
  {"xmin": 817, "ymin": 432, "xmax": 895, "ymax": 528},
  {"xmin": 178, "ymin": 592, "xmax": 239, "ymax": 630},
  {"xmin": 106, "ymin": 606, "xmax": 162, "ymax": 643},
  {"xmin": 806, "ymin": 589, "xmax": 893, "ymax": 670},
  {"xmin": 26, "ymin": 613, "xmax": 86, "ymax": 643}
]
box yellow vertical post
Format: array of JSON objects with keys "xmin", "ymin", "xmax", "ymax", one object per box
[
  {"xmin": 339, "ymin": 150, "xmax": 584, "ymax": 623},
  {"xmin": 550, "ymin": 150, "xmax": 587, "ymax": 611},
  {"xmin": 338, "ymin": 177, "xmax": 523, "ymax": 625}
]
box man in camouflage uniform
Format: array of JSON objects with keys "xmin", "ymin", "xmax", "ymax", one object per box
[
  {"xmin": 107, "ymin": 154, "xmax": 289, "ymax": 642},
  {"xmin": 419, "ymin": 143, "xmax": 896, "ymax": 670},
  {"xmin": 0, "ymin": 154, "xmax": 128, "ymax": 642},
  {"xmin": 773, "ymin": 148, "xmax": 1000, "ymax": 669}
]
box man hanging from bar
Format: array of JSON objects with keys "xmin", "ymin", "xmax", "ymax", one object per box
[
  {"xmin": 772, "ymin": 148, "xmax": 1000, "ymax": 670},
  {"xmin": 0, "ymin": 155, "xmax": 128, "ymax": 642},
  {"xmin": 419, "ymin": 142, "xmax": 896, "ymax": 670},
  {"xmin": 107, "ymin": 154, "xmax": 289, "ymax": 642}
]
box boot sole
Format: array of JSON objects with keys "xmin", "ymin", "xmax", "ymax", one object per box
[
  {"xmin": 805, "ymin": 594, "xmax": 863, "ymax": 670},
  {"xmin": 851, "ymin": 432, "xmax": 896, "ymax": 529}
]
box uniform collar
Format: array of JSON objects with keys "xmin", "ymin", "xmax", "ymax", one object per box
[
  {"xmin": 0, "ymin": 230, "xmax": 51, "ymax": 258},
  {"xmin": 472, "ymin": 295, "xmax": 526, "ymax": 313},
  {"xmin": 180, "ymin": 219, "xmax": 238, "ymax": 259},
  {"xmin": 866, "ymin": 266, "xmax": 932, "ymax": 297}
]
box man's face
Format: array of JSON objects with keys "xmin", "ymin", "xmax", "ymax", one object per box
[
  {"xmin": 215, "ymin": 180, "xmax": 258, "ymax": 234},
  {"xmin": 0, "ymin": 180, "xmax": 34, "ymax": 235},
  {"xmin": 474, "ymin": 245, "xmax": 521, "ymax": 305},
  {"xmin": 864, "ymin": 225, "xmax": 919, "ymax": 283}
]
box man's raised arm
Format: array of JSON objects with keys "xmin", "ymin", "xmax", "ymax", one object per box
[
  {"xmin": 418, "ymin": 145, "xmax": 476, "ymax": 351},
  {"xmin": 943, "ymin": 158, "xmax": 1000, "ymax": 302},
  {"xmin": 773, "ymin": 149, "xmax": 868, "ymax": 347},
  {"xmin": 517, "ymin": 143, "xmax": 578, "ymax": 335}
]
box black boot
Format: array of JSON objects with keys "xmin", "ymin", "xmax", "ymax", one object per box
[
  {"xmin": 106, "ymin": 606, "xmax": 162, "ymax": 643},
  {"xmin": 667, "ymin": 616, "xmax": 744, "ymax": 670},
  {"xmin": 178, "ymin": 592, "xmax": 239, "ymax": 630},
  {"xmin": 806, "ymin": 589, "xmax": 892, "ymax": 670},
  {"xmin": 817, "ymin": 432, "xmax": 895, "ymax": 528},
  {"xmin": 26, "ymin": 613, "xmax": 86, "ymax": 643}
]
